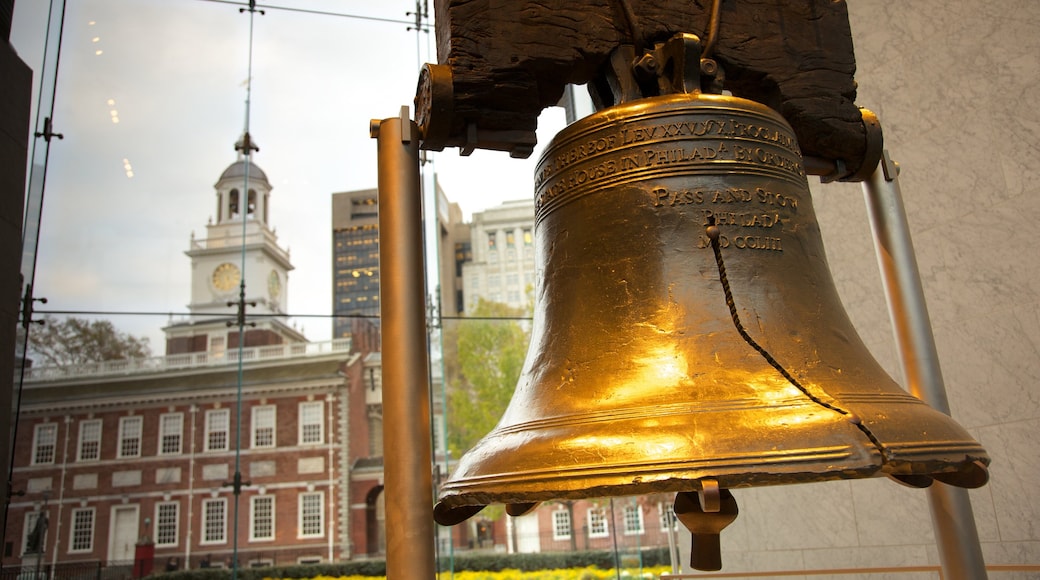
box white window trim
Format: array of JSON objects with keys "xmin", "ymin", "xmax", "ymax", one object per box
[
  {"xmin": 117, "ymin": 416, "xmax": 143, "ymax": 459},
  {"xmin": 587, "ymin": 508, "xmax": 609, "ymax": 539},
  {"xmin": 22, "ymin": 511, "xmax": 46, "ymax": 556},
  {"xmin": 249, "ymin": 495, "xmax": 275, "ymax": 542},
  {"xmin": 623, "ymin": 504, "xmax": 645, "ymax": 535},
  {"xmin": 154, "ymin": 502, "xmax": 179, "ymax": 548},
  {"xmin": 298, "ymin": 401, "xmax": 324, "ymax": 445},
  {"xmin": 251, "ymin": 405, "xmax": 276, "ymax": 449},
  {"xmin": 32, "ymin": 423, "xmax": 57, "ymax": 465},
  {"xmin": 77, "ymin": 419, "xmax": 102, "ymax": 462},
  {"xmin": 552, "ymin": 509, "xmax": 572, "ymax": 541},
  {"xmin": 201, "ymin": 498, "xmax": 227, "ymax": 545},
  {"xmin": 298, "ymin": 491, "xmax": 325, "ymax": 539},
  {"xmin": 158, "ymin": 413, "xmax": 184, "ymax": 455},
  {"xmin": 658, "ymin": 501, "xmax": 679, "ymax": 532},
  {"xmin": 205, "ymin": 409, "xmax": 230, "ymax": 452},
  {"xmin": 68, "ymin": 507, "xmax": 95, "ymax": 553}
]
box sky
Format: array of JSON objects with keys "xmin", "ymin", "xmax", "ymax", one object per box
[{"xmin": 11, "ymin": 0, "xmax": 569, "ymax": 352}]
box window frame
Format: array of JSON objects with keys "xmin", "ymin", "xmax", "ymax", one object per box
[
  {"xmin": 658, "ymin": 501, "xmax": 679, "ymax": 532},
  {"xmin": 154, "ymin": 502, "xmax": 179, "ymax": 548},
  {"xmin": 68, "ymin": 507, "xmax": 95, "ymax": 553},
  {"xmin": 298, "ymin": 401, "xmax": 324, "ymax": 445},
  {"xmin": 205, "ymin": 409, "xmax": 230, "ymax": 452},
  {"xmin": 587, "ymin": 508, "xmax": 609, "ymax": 539},
  {"xmin": 32, "ymin": 423, "xmax": 58, "ymax": 465},
  {"xmin": 117, "ymin": 416, "xmax": 143, "ymax": 459},
  {"xmin": 201, "ymin": 498, "xmax": 227, "ymax": 545},
  {"xmin": 249, "ymin": 495, "xmax": 275, "ymax": 542},
  {"xmin": 22, "ymin": 510, "xmax": 46, "ymax": 556},
  {"xmin": 298, "ymin": 491, "xmax": 324, "ymax": 538},
  {"xmin": 77, "ymin": 419, "xmax": 102, "ymax": 462},
  {"xmin": 251, "ymin": 405, "xmax": 276, "ymax": 449},
  {"xmin": 158, "ymin": 412, "xmax": 184, "ymax": 455},
  {"xmin": 552, "ymin": 509, "xmax": 572, "ymax": 541},
  {"xmin": 623, "ymin": 504, "xmax": 645, "ymax": 536}
]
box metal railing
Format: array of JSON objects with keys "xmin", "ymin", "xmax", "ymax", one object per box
[
  {"xmin": 0, "ymin": 560, "xmax": 127, "ymax": 580},
  {"xmin": 22, "ymin": 338, "xmax": 352, "ymax": 382}
]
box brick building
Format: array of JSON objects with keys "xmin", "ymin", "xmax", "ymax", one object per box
[
  {"xmin": 3, "ymin": 142, "xmax": 382, "ymax": 570},
  {"xmin": 8, "ymin": 343, "xmax": 356, "ymax": 569}
]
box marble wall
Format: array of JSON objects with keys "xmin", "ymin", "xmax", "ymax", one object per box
[{"xmin": 677, "ymin": 0, "xmax": 1040, "ymax": 577}]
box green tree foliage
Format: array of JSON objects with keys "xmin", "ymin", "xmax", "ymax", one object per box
[
  {"xmin": 446, "ymin": 299, "xmax": 531, "ymax": 458},
  {"xmin": 28, "ymin": 316, "xmax": 151, "ymax": 367}
]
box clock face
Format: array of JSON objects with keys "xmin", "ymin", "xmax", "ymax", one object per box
[
  {"xmin": 212, "ymin": 262, "xmax": 241, "ymax": 292},
  {"xmin": 268, "ymin": 270, "xmax": 282, "ymax": 299}
]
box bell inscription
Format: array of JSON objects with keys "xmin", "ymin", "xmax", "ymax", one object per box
[{"xmin": 535, "ymin": 94, "xmax": 807, "ymax": 220}]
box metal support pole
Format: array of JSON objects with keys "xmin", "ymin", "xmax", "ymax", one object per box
[
  {"xmin": 372, "ymin": 107, "xmax": 436, "ymax": 579},
  {"xmin": 861, "ymin": 151, "xmax": 987, "ymax": 580}
]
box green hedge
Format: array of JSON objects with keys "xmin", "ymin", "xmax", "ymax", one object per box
[
  {"xmin": 153, "ymin": 547, "xmax": 670, "ymax": 580},
  {"xmin": 440, "ymin": 547, "xmax": 670, "ymax": 572}
]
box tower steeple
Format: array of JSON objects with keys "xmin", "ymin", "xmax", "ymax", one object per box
[
  {"xmin": 215, "ymin": 132, "xmax": 272, "ymax": 226},
  {"xmin": 163, "ymin": 135, "xmax": 304, "ymax": 354}
]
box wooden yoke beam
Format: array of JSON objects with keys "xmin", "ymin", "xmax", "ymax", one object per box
[{"xmin": 415, "ymin": 0, "xmax": 877, "ymax": 180}]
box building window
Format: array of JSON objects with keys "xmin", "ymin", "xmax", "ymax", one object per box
[
  {"xmin": 505, "ymin": 229, "xmax": 516, "ymax": 247},
  {"xmin": 155, "ymin": 502, "xmax": 179, "ymax": 547},
  {"xmin": 299, "ymin": 402, "xmax": 324, "ymax": 445},
  {"xmin": 658, "ymin": 501, "xmax": 679, "ymax": 532},
  {"xmin": 252, "ymin": 406, "xmax": 276, "ymax": 449},
  {"xmin": 118, "ymin": 416, "xmax": 142, "ymax": 458},
  {"xmin": 487, "ymin": 231, "xmax": 497, "ymax": 250},
  {"xmin": 523, "ymin": 228, "xmax": 533, "ymax": 246},
  {"xmin": 552, "ymin": 509, "xmax": 572, "ymax": 541},
  {"xmin": 205, "ymin": 409, "xmax": 230, "ymax": 452},
  {"xmin": 32, "ymin": 423, "xmax": 57, "ymax": 465},
  {"xmin": 77, "ymin": 419, "xmax": 102, "ymax": 462},
  {"xmin": 298, "ymin": 492, "xmax": 324, "ymax": 538},
  {"xmin": 69, "ymin": 508, "xmax": 95, "ymax": 553},
  {"xmin": 623, "ymin": 504, "xmax": 644, "ymax": 535},
  {"xmin": 210, "ymin": 335, "xmax": 225, "ymax": 357},
  {"xmin": 202, "ymin": 498, "xmax": 227, "ymax": 544},
  {"xmin": 250, "ymin": 496, "xmax": 275, "ymax": 542},
  {"xmin": 587, "ymin": 508, "xmax": 609, "ymax": 539},
  {"xmin": 22, "ymin": 511, "xmax": 47, "ymax": 555},
  {"xmin": 159, "ymin": 413, "xmax": 183, "ymax": 455}
]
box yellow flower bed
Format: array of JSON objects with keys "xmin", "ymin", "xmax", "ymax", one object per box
[{"xmin": 292, "ymin": 566, "xmax": 672, "ymax": 580}]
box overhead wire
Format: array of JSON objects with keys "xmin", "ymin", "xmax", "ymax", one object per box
[{"xmin": 194, "ymin": 0, "xmax": 433, "ymax": 30}]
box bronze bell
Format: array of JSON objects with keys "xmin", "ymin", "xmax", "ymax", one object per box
[{"xmin": 434, "ymin": 68, "xmax": 988, "ymax": 569}]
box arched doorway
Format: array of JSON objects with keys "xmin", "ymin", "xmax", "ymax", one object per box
[{"xmin": 364, "ymin": 485, "xmax": 385, "ymax": 556}]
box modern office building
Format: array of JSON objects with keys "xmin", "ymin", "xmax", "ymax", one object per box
[
  {"xmin": 331, "ymin": 182, "xmax": 469, "ymax": 334},
  {"xmin": 331, "ymin": 189, "xmax": 381, "ymax": 340},
  {"xmin": 460, "ymin": 199, "xmax": 537, "ymax": 314}
]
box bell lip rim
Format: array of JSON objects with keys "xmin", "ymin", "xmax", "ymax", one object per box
[{"xmin": 434, "ymin": 458, "xmax": 991, "ymax": 514}]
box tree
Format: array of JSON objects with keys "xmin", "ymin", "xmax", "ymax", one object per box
[
  {"xmin": 27, "ymin": 316, "xmax": 151, "ymax": 367},
  {"xmin": 445, "ymin": 299, "xmax": 530, "ymax": 458}
]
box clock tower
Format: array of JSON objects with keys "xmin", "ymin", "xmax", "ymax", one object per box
[{"xmin": 164, "ymin": 134, "xmax": 305, "ymax": 354}]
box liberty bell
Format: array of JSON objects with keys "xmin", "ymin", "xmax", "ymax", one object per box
[{"xmin": 432, "ymin": 35, "xmax": 988, "ymax": 570}]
